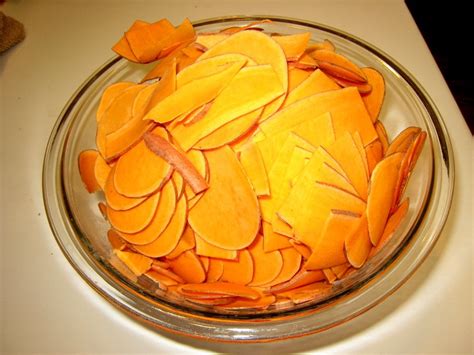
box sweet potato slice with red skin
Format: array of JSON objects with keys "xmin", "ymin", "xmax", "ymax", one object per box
[
  {"xmin": 78, "ymin": 149, "xmax": 100, "ymax": 193},
  {"xmin": 386, "ymin": 127, "xmax": 421, "ymax": 156},
  {"xmin": 104, "ymin": 166, "xmax": 146, "ymax": 211},
  {"xmin": 180, "ymin": 282, "xmax": 260, "ymax": 300},
  {"xmin": 220, "ymin": 249, "xmax": 254, "ymax": 285},
  {"xmin": 114, "ymin": 127, "xmax": 172, "ymax": 198},
  {"xmin": 361, "ymin": 67, "xmax": 385, "ymax": 122},
  {"xmin": 270, "ymin": 270, "xmax": 326, "ymax": 293},
  {"xmin": 133, "ymin": 195, "xmax": 187, "ymax": 257},
  {"xmin": 367, "ymin": 152, "xmax": 404, "ymax": 246},
  {"xmin": 168, "ymin": 250, "xmax": 206, "ymax": 284},
  {"xmin": 188, "ymin": 146, "xmax": 260, "ymax": 250},
  {"xmin": 248, "ymin": 234, "xmax": 283, "ymax": 287},
  {"xmin": 331, "ymin": 75, "xmax": 372, "ymax": 95},
  {"xmin": 117, "ymin": 180, "xmax": 176, "ymax": 245},
  {"xmin": 310, "ymin": 49, "xmax": 367, "ymax": 83},
  {"xmin": 143, "ymin": 132, "xmax": 208, "ymax": 194},
  {"xmin": 345, "ymin": 213, "xmax": 372, "ymax": 268},
  {"xmin": 114, "ymin": 249, "xmax": 153, "ymax": 276},
  {"xmin": 107, "ymin": 190, "xmax": 160, "ymax": 234},
  {"xmin": 96, "ymin": 82, "xmax": 135, "ymax": 121}
]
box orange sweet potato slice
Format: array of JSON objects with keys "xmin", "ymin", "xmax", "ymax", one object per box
[
  {"xmin": 220, "ymin": 249, "xmax": 254, "ymax": 285},
  {"xmin": 168, "ymin": 250, "xmax": 206, "ymax": 284},
  {"xmin": 166, "ymin": 225, "xmax": 196, "ymax": 259},
  {"xmin": 331, "ymin": 75, "xmax": 372, "ymax": 95},
  {"xmin": 93, "ymin": 153, "xmax": 111, "ymax": 191},
  {"xmin": 375, "ymin": 121, "xmax": 389, "ymax": 154},
  {"xmin": 248, "ymin": 234, "xmax": 283, "ymax": 286},
  {"xmin": 117, "ymin": 180, "xmax": 176, "ymax": 245},
  {"xmin": 310, "ymin": 49, "xmax": 367, "ymax": 83},
  {"xmin": 143, "ymin": 132, "xmax": 208, "ymax": 194},
  {"xmin": 273, "ymin": 32, "xmax": 311, "ymax": 61},
  {"xmin": 159, "ymin": 18, "xmax": 196, "ymax": 57},
  {"xmin": 367, "ymin": 152, "xmax": 404, "ymax": 246},
  {"xmin": 361, "ymin": 67, "xmax": 385, "ymax": 122},
  {"xmin": 198, "ymin": 30, "xmax": 288, "ymax": 121},
  {"xmin": 270, "ymin": 270, "xmax": 326, "ymax": 293},
  {"xmin": 133, "ymin": 195, "xmax": 187, "ymax": 257},
  {"xmin": 78, "ymin": 149, "xmax": 100, "ymax": 193},
  {"xmin": 141, "ymin": 44, "xmax": 187, "ymax": 82},
  {"xmin": 192, "ymin": 108, "xmax": 262, "ymax": 150},
  {"xmin": 104, "ymin": 166, "xmax": 147, "ymax": 211},
  {"xmin": 262, "ymin": 221, "xmax": 292, "ymax": 252},
  {"xmin": 352, "ymin": 132, "xmax": 370, "ymax": 179},
  {"xmin": 386, "ymin": 126, "xmax": 421, "ymax": 156},
  {"xmin": 207, "ymin": 258, "xmax": 224, "ymax": 283},
  {"xmin": 114, "ymin": 126, "xmax": 172, "ymax": 197},
  {"xmin": 171, "ymin": 170, "xmax": 184, "ymax": 199},
  {"xmin": 323, "ymin": 132, "xmax": 368, "ymax": 200},
  {"xmin": 259, "ymin": 87, "xmax": 377, "ymax": 147},
  {"xmin": 114, "ymin": 249, "xmax": 153, "ymax": 276},
  {"xmin": 292, "ymin": 52, "xmax": 318, "ymax": 69},
  {"xmin": 262, "ymin": 247, "xmax": 302, "ymax": 287},
  {"xmin": 288, "ymin": 67, "xmax": 311, "ymax": 91},
  {"xmin": 150, "ymin": 263, "xmax": 185, "ymax": 284},
  {"xmin": 112, "ymin": 20, "xmax": 149, "ymax": 62},
  {"xmin": 188, "ymin": 146, "xmax": 260, "ymax": 250},
  {"xmin": 180, "ymin": 282, "xmax": 260, "ymax": 300},
  {"xmin": 365, "ymin": 140, "xmax": 383, "ymax": 175},
  {"xmin": 238, "ymin": 141, "xmax": 270, "ymax": 196},
  {"xmin": 143, "ymin": 61, "xmax": 244, "ymax": 124},
  {"xmin": 304, "ymin": 210, "xmax": 360, "ymax": 270},
  {"xmin": 306, "ymin": 39, "xmax": 335, "ymax": 52},
  {"xmin": 217, "ymin": 294, "xmax": 276, "ymax": 310},
  {"xmin": 96, "ymin": 82, "xmax": 135, "ymax": 121},
  {"xmin": 199, "ymin": 256, "xmax": 210, "ymax": 273},
  {"xmin": 282, "ymin": 69, "xmax": 339, "ymax": 109},
  {"xmin": 370, "ymin": 198, "xmax": 409, "ymax": 257},
  {"xmin": 107, "ymin": 229, "xmax": 127, "ymax": 251},
  {"xmin": 194, "ymin": 233, "xmax": 238, "ymax": 260},
  {"xmin": 98, "ymin": 202, "xmax": 108, "ymax": 219},
  {"xmin": 323, "ymin": 268, "xmax": 337, "ymax": 283},
  {"xmin": 345, "ymin": 213, "xmax": 372, "ymax": 268},
  {"xmin": 218, "ymin": 20, "xmax": 271, "ymax": 34},
  {"xmin": 195, "ymin": 33, "xmax": 229, "ymax": 49},
  {"xmin": 172, "ymin": 64, "xmax": 285, "ymax": 151},
  {"xmin": 277, "ymin": 281, "xmax": 332, "ymax": 304},
  {"xmin": 406, "ymin": 131, "xmax": 427, "ymax": 173},
  {"xmin": 289, "ymin": 240, "xmax": 312, "ymax": 260},
  {"xmin": 145, "ymin": 270, "xmax": 178, "ymax": 290},
  {"xmin": 331, "ymin": 263, "xmax": 351, "ymax": 279},
  {"xmin": 107, "ymin": 190, "xmax": 160, "ymax": 233}
]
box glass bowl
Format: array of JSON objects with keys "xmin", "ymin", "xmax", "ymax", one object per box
[{"xmin": 42, "ymin": 15, "xmax": 454, "ymax": 342}]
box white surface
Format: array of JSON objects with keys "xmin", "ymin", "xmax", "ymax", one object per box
[{"xmin": 1, "ymin": 0, "xmax": 472, "ymax": 353}]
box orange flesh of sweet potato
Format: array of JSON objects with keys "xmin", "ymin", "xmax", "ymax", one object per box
[
  {"xmin": 375, "ymin": 121, "xmax": 389, "ymax": 154},
  {"xmin": 248, "ymin": 234, "xmax": 283, "ymax": 286},
  {"xmin": 114, "ymin": 249, "xmax": 153, "ymax": 276},
  {"xmin": 93, "ymin": 153, "xmax": 111, "ymax": 190},
  {"xmin": 331, "ymin": 75, "xmax": 373, "ymax": 95},
  {"xmin": 107, "ymin": 189, "xmax": 160, "ymax": 233},
  {"xmin": 78, "ymin": 149, "xmax": 101, "ymax": 193},
  {"xmin": 145, "ymin": 270, "xmax": 178, "ymax": 290},
  {"xmin": 361, "ymin": 67, "xmax": 385, "ymax": 122},
  {"xmin": 270, "ymin": 270, "xmax": 326, "ymax": 293},
  {"xmin": 112, "ymin": 20, "xmax": 149, "ymax": 62},
  {"xmin": 188, "ymin": 146, "xmax": 260, "ymax": 250},
  {"xmin": 143, "ymin": 132, "xmax": 208, "ymax": 194},
  {"xmin": 194, "ymin": 233, "xmax": 238, "ymax": 260},
  {"xmin": 278, "ymin": 281, "xmax": 332, "ymax": 304},
  {"xmin": 114, "ymin": 126, "xmax": 172, "ymax": 197},
  {"xmin": 220, "ymin": 249, "xmax": 254, "ymax": 285},
  {"xmin": 206, "ymin": 258, "xmax": 224, "ymax": 282},
  {"xmin": 288, "ymin": 67, "xmax": 311, "ymax": 91},
  {"xmin": 107, "ymin": 229, "xmax": 127, "ymax": 251},
  {"xmin": 365, "ymin": 139, "xmax": 383, "ymax": 175},
  {"xmin": 239, "ymin": 141, "xmax": 270, "ymax": 196},
  {"xmin": 310, "ymin": 49, "xmax": 367, "ymax": 83},
  {"xmin": 195, "ymin": 34, "xmax": 229, "ymax": 49},
  {"xmin": 104, "ymin": 166, "xmax": 147, "ymax": 211},
  {"xmin": 171, "ymin": 170, "xmax": 184, "ymax": 199},
  {"xmin": 386, "ymin": 126, "xmax": 421, "ymax": 156},
  {"xmin": 150, "ymin": 264, "xmax": 185, "ymax": 283},
  {"xmin": 306, "ymin": 39, "xmax": 335, "ymax": 52},
  {"xmin": 289, "ymin": 240, "xmax": 312, "ymax": 260},
  {"xmin": 262, "ymin": 221, "xmax": 292, "ymax": 252},
  {"xmin": 345, "ymin": 213, "xmax": 372, "ymax": 268},
  {"xmin": 273, "ymin": 32, "xmax": 311, "ymax": 61},
  {"xmin": 168, "ymin": 250, "xmax": 206, "ymax": 283},
  {"xmin": 262, "ymin": 247, "xmax": 302, "ymax": 287},
  {"xmin": 367, "ymin": 152, "xmax": 404, "ymax": 246},
  {"xmin": 133, "ymin": 195, "xmax": 187, "ymax": 257},
  {"xmin": 217, "ymin": 294, "xmax": 276, "ymax": 310},
  {"xmin": 180, "ymin": 282, "xmax": 260, "ymax": 300},
  {"xmin": 166, "ymin": 225, "xmax": 196, "ymax": 259},
  {"xmin": 96, "ymin": 82, "xmax": 135, "ymax": 121},
  {"xmin": 117, "ymin": 180, "xmax": 176, "ymax": 245}
]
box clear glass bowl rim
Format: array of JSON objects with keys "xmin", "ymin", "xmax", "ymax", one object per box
[{"xmin": 42, "ymin": 15, "xmax": 454, "ymax": 342}]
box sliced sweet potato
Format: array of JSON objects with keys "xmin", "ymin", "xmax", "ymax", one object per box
[
  {"xmin": 96, "ymin": 82, "xmax": 135, "ymax": 121},
  {"xmin": 365, "ymin": 140, "xmax": 383, "ymax": 175},
  {"xmin": 352, "ymin": 131, "xmax": 370, "ymax": 180},
  {"xmin": 107, "ymin": 229, "xmax": 127, "ymax": 251},
  {"xmin": 345, "ymin": 213, "xmax": 372, "ymax": 268},
  {"xmin": 114, "ymin": 249, "xmax": 153, "ymax": 276},
  {"xmin": 112, "ymin": 20, "xmax": 149, "ymax": 62},
  {"xmin": 277, "ymin": 281, "xmax": 332, "ymax": 304},
  {"xmin": 374, "ymin": 121, "xmax": 389, "ymax": 154},
  {"xmin": 150, "ymin": 263, "xmax": 185, "ymax": 283},
  {"xmin": 322, "ymin": 268, "xmax": 337, "ymax": 283},
  {"xmin": 78, "ymin": 149, "xmax": 100, "ymax": 193},
  {"xmin": 289, "ymin": 240, "xmax": 312, "ymax": 260},
  {"xmin": 220, "ymin": 249, "xmax": 254, "ymax": 285},
  {"xmin": 166, "ymin": 225, "xmax": 196, "ymax": 259},
  {"xmin": 143, "ymin": 132, "xmax": 208, "ymax": 194},
  {"xmin": 195, "ymin": 33, "xmax": 229, "ymax": 49},
  {"xmin": 386, "ymin": 127, "xmax": 421, "ymax": 156},
  {"xmin": 262, "ymin": 221, "xmax": 292, "ymax": 252},
  {"xmin": 145, "ymin": 270, "xmax": 178, "ymax": 290},
  {"xmin": 192, "ymin": 108, "xmax": 263, "ymax": 150},
  {"xmin": 198, "ymin": 30, "xmax": 288, "ymax": 120},
  {"xmin": 304, "ymin": 210, "xmax": 360, "ymax": 270},
  {"xmin": 361, "ymin": 67, "xmax": 385, "ymax": 122},
  {"xmin": 159, "ymin": 18, "xmax": 196, "ymax": 57},
  {"xmin": 218, "ymin": 20, "xmax": 271, "ymax": 34},
  {"xmin": 270, "ymin": 269, "xmax": 326, "ymax": 293},
  {"xmin": 248, "ymin": 234, "xmax": 283, "ymax": 286},
  {"xmin": 262, "ymin": 247, "xmax": 302, "ymax": 287},
  {"xmin": 114, "ymin": 127, "xmax": 172, "ymax": 197},
  {"xmin": 310, "ymin": 49, "xmax": 367, "ymax": 83},
  {"xmin": 179, "ymin": 282, "xmax": 260, "ymax": 300},
  {"xmin": 273, "ymin": 32, "xmax": 311, "ymax": 61},
  {"xmin": 293, "ymin": 52, "xmax": 318, "ymax": 69},
  {"xmin": 104, "ymin": 166, "xmax": 146, "ymax": 211},
  {"xmin": 188, "ymin": 146, "xmax": 260, "ymax": 250},
  {"xmin": 331, "ymin": 263, "xmax": 350, "ymax": 279},
  {"xmin": 133, "ymin": 195, "xmax": 187, "ymax": 257},
  {"xmin": 288, "ymin": 67, "xmax": 311, "ymax": 91},
  {"xmin": 306, "ymin": 39, "xmax": 335, "ymax": 52},
  {"xmin": 143, "ymin": 60, "xmax": 244, "ymax": 123},
  {"xmin": 259, "ymin": 87, "xmax": 377, "ymax": 147},
  {"xmin": 182, "ymin": 148, "xmax": 209, "ymax": 200},
  {"xmin": 171, "ymin": 170, "xmax": 184, "ymax": 199},
  {"xmin": 238, "ymin": 141, "xmax": 270, "ymax": 196},
  {"xmin": 194, "ymin": 233, "xmax": 238, "ymax": 260},
  {"xmin": 331, "ymin": 75, "xmax": 372, "ymax": 95},
  {"xmin": 93, "ymin": 153, "xmax": 111, "ymax": 191},
  {"xmin": 141, "ymin": 44, "xmax": 187, "ymax": 82},
  {"xmin": 282, "ymin": 69, "xmax": 339, "ymax": 109},
  {"xmin": 168, "ymin": 250, "xmax": 206, "ymax": 284},
  {"xmin": 367, "ymin": 152, "xmax": 404, "ymax": 246},
  {"xmin": 207, "ymin": 258, "xmax": 224, "ymax": 283},
  {"xmin": 217, "ymin": 294, "xmax": 276, "ymax": 310},
  {"xmin": 107, "ymin": 190, "xmax": 160, "ymax": 233},
  {"xmin": 117, "ymin": 180, "xmax": 176, "ymax": 245},
  {"xmin": 324, "ymin": 132, "xmax": 368, "ymax": 200},
  {"xmin": 199, "ymin": 256, "xmax": 210, "ymax": 272},
  {"xmin": 172, "ymin": 64, "xmax": 285, "ymax": 151}
]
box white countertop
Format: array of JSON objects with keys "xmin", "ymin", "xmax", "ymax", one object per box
[{"xmin": 1, "ymin": 1, "xmax": 472, "ymax": 353}]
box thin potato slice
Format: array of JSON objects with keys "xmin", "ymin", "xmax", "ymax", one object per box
[
  {"xmin": 195, "ymin": 233, "xmax": 238, "ymax": 260},
  {"xmin": 239, "ymin": 141, "xmax": 270, "ymax": 196},
  {"xmin": 104, "ymin": 166, "xmax": 146, "ymax": 211},
  {"xmin": 361, "ymin": 67, "xmax": 385, "ymax": 122},
  {"xmin": 166, "ymin": 225, "xmax": 196, "ymax": 259},
  {"xmin": 78, "ymin": 149, "xmax": 100, "ymax": 193},
  {"xmin": 248, "ymin": 234, "xmax": 283, "ymax": 287},
  {"xmin": 168, "ymin": 250, "xmax": 206, "ymax": 283},
  {"xmin": 114, "ymin": 249, "xmax": 153, "ymax": 276},
  {"xmin": 220, "ymin": 249, "xmax": 254, "ymax": 285}
]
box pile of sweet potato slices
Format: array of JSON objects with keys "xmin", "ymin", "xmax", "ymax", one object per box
[{"xmin": 78, "ymin": 18, "xmax": 426, "ymax": 311}]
